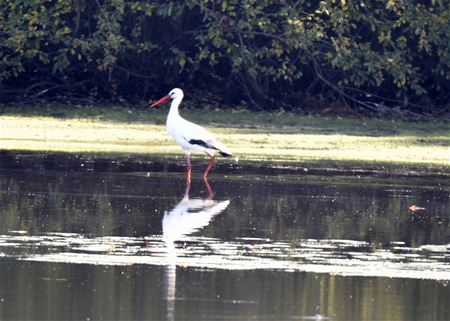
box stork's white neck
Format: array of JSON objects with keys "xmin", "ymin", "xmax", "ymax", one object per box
[
  {"xmin": 168, "ymin": 94, "xmax": 183, "ymax": 122},
  {"xmin": 171, "ymin": 95, "xmax": 183, "ymax": 114}
]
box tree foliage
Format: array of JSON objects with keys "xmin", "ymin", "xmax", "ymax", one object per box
[{"xmin": 0, "ymin": 0, "xmax": 449, "ymax": 114}]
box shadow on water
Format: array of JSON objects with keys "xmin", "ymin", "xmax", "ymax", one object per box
[{"xmin": 0, "ymin": 151, "xmax": 449, "ymax": 321}]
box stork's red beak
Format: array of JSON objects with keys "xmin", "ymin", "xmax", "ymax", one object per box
[{"xmin": 149, "ymin": 95, "xmax": 171, "ymax": 107}]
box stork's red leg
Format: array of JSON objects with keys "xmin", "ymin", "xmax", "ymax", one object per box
[
  {"xmin": 183, "ymin": 178, "xmax": 191, "ymax": 200},
  {"xmin": 203, "ymin": 154, "xmax": 216, "ymax": 179},
  {"xmin": 203, "ymin": 177, "xmax": 214, "ymax": 199},
  {"xmin": 185, "ymin": 153, "xmax": 192, "ymax": 184}
]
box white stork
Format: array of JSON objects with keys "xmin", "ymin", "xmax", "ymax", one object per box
[{"xmin": 149, "ymin": 88, "xmax": 232, "ymax": 183}]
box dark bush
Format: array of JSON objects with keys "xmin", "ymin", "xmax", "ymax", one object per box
[{"xmin": 1, "ymin": 0, "xmax": 449, "ymax": 115}]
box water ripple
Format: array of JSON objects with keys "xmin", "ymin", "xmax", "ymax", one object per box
[{"xmin": 0, "ymin": 231, "xmax": 449, "ymax": 280}]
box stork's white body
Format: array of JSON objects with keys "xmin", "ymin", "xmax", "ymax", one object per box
[
  {"xmin": 166, "ymin": 94, "xmax": 230, "ymax": 157},
  {"xmin": 150, "ymin": 88, "xmax": 232, "ymax": 182}
]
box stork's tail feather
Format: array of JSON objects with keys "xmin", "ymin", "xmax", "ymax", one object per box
[
  {"xmin": 216, "ymin": 144, "xmax": 232, "ymax": 157},
  {"xmin": 219, "ymin": 151, "xmax": 232, "ymax": 157}
]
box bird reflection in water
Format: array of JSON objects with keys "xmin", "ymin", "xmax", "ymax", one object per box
[{"xmin": 162, "ymin": 178, "xmax": 230, "ymax": 321}]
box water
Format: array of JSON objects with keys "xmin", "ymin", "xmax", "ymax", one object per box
[{"xmin": 0, "ymin": 152, "xmax": 449, "ymax": 321}]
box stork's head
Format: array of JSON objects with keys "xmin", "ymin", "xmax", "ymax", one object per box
[{"xmin": 149, "ymin": 88, "xmax": 184, "ymax": 107}]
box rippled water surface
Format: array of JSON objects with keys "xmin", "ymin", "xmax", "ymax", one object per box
[{"xmin": 0, "ymin": 152, "xmax": 449, "ymax": 321}]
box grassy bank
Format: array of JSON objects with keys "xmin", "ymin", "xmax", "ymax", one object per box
[{"xmin": 0, "ymin": 105, "xmax": 449, "ymax": 171}]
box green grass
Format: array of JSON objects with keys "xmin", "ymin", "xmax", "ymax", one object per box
[{"xmin": 1, "ymin": 104, "xmax": 449, "ymax": 171}]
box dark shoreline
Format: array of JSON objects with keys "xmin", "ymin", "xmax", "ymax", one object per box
[{"xmin": 1, "ymin": 150, "xmax": 449, "ymax": 183}]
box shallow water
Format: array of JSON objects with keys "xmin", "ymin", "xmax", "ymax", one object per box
[{"xmin": 0, "ymin": 152, "xmax": 449, "ymax": 321}]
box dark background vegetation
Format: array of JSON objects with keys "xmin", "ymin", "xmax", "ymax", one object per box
[{"xmin": 1, "ymin": 0, "xmax": 449, "ymax": 117}]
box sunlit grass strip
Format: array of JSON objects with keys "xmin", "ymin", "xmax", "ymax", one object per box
[{"xmin": 1, "ymin": 115, "xmax": 449, "ymax": 167}]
